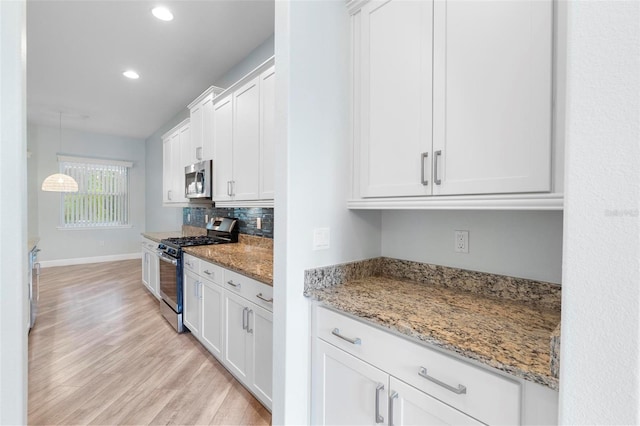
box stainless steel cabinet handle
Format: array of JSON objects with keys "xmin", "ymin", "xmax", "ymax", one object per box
[
  {"xmin": 185, "ymin": 260, "xmax": 192, "ymax": 268},
  {"xmin": 196, "ymin": 147, "xmax": 202, "ymax": 161},
  {"xmin": 256, "ymin": 293, "xmax": 273, "ymax": 303},
  {"xmin": 227, "ymin": 280, "xmax": 240, "ymax": 288},
  {"xmin": 168, "ymin": 190, "xmax": 172, "ymax": 201},
  {"xmin": 231, "ymin": 181, "xmax": 236, "ymax": 196},
  {"xmin": 331, "ymin": 328, "xmax": 361, "ymax": 345},
  {"xmin": 434, "ymin": 150, "xmax": 442, "ymax": 185},
  {"xmin": 375, "ymin": 383, "xmax": 384, "ymax": 424},
  {"xmin": 418, "ymin": 366, "xmax": 466, "ymax": 394},
  {"xmin": 203, "ymin": 269, "xmax": 213, "ymax": 276},
  {"xmin": 227, "ymin": 181, "xmax": 232, "ymax": 196},
  {"xmin": 420, "ymin": 152, "xmax": 429, "ymax": 185},
  {"xmin": 242, "ymin": 307, "xmax": 248, "ymax": 330},
  {"xmin": 247, "ymin": 309, "xmax": 253, "ymax": 334},
  {"xmin": 388, "ymin": 391, "xmax": 398, "ymax": 426}
]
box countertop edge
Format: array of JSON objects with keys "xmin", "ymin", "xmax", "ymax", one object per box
[
  {"xmin": 183, "ymin": 248, "xmax": 273, "ymax": 287},
  {"xmin": 309, "ymin": 292, "xmax": 559, "ymax": 391}
]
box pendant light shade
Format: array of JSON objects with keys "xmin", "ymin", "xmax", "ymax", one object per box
[
  {"xmin": 41, "ymin": 112, "xmax": 79, "ymax": 193},
  {"xmin": 41, "ymin": 173, "xmax": 78, "ymax": 192}
]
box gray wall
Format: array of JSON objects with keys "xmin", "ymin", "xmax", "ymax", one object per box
[
  {"xmin": 32, "ymin": 124, "xmax": 146, "ymax": 262},
  {"xmin": 144, "ymin": 34, "xmax": 275, "ymax": 232},
  {"xmin": 381, "ymin": 210, "xmax": 563, "ymax": 283}
]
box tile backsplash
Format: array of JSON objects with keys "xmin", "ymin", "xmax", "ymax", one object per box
[{"xmin": 183, "ymin": 207, "xmax": 273, "ymax": 238}]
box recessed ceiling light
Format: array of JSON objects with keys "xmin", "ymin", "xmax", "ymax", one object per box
[
  {"xmin": 152, "ymin": 6, "xmax": 173, "ymax": 21},
  {"xmin": 123, "ymin": 70, "xmax": 140, "ymax": 79}
]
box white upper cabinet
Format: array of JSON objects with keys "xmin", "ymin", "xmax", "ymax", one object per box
[
  {"xmin": 188, "ymin": 86, "xmax": 224, "ymax": 164},
  {"xmin": 349, "ymin": 0, "xmax": 559, "ymax": 209},
  {"xmin": 432, "ymin": 0, "xmax": 553, "ymax": 196},
  {"xmin": 212, "ymin": 58, "xmax": 275, "ymax": 207},
  {"xmin": 162, "ymin": 118, "xmax": 190, "ymax": 205},
  {"xmin": 233, "ymin": 76, "xmax": 261, "ymax": 201},
  {"xmin": 259, "ymin": 66, "xmax": 276, "ymax": 199},
  {"xmin": 358, "ymin": 0, "xmax": 433, "ymax": 198},
  {"xmin": 213, "ymin": 94, "xmax": 234, "ymax": 202}
]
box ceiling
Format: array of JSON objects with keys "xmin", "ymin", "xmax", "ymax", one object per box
[{"xmin": 27, "ymin": 0, "xmax": 275, "ymax": 140}]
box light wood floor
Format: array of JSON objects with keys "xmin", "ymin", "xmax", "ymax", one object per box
[{"xmin": 28, "ymin": 259, "xmax": 271, "ymax": 426}]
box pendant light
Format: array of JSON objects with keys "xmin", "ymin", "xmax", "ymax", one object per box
[{"xmin": 41, "ymin": 112, "xmax": 78, "ymax": 192}]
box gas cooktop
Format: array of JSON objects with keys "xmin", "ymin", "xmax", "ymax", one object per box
[{"xmin": 161, "ymin": 235, "xmax": 225, "ymax": 248}]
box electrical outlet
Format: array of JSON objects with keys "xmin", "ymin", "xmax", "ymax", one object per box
[
  {"xmin": 187, "ymin": 213, "xmax": 191, "ymax": 222},
  {"xmin": 313, "ymin": 228, "xmax": 330, "ymax": 250},
  {"xmin": 205, "ymin": 214, "xmax": 209, "ymax": 223},
  {"xmin": 256, "ymin": 217, "xmax": 262, "ymax": 230},
  {"xmin": 454, "ymin": 230, "xmax": 469, "ymax": 253}
]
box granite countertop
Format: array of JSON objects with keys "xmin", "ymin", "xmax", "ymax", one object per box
[
  {"xmin": 28, "ymin": 237, "xmax": 40, "ymax": 252},
  {"xmin": 184, "ymin": 242, "xmax": 273, "ymax": 286},
  {"xmin": 141, "ymin": 231, "xmax": 182, "ymax": 243},
  {"xmin": 305, "ymin": 258, "xmax": 561, "ymax": 390}
]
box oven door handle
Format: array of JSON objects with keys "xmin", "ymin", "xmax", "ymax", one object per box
[{"xmin": 157, "ymin": 253, "xmax": 178, "ymax": 266}]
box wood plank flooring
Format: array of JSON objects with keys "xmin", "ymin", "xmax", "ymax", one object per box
[{"xmin": 28, "ymin": 259, "xmax": 271, "ymax": 426}]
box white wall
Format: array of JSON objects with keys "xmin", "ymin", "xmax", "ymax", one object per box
[
  {"xmin": 144, "ymin": 34, "xmax": 275, "ymax": 232},
  {"xmin": 382, "ymin": 210, "xmax": 563, "ymax": 283},
  {"xmin": 0, "ymin": 0, "xmax": 28, "ymax": 423},
  {"xmin": 27, "ymin": 124, "xmax": 39, "ymax": 240},
  {"xmin": 272, "ymin": 2, "xmax": 382, "ymax": 423},
  {"xmin": 32, "ymin": 124, "xmax": 146, "ymax": 262},
  {"xmin": 559, "ymin": 1, "xmax": 640, "ymax": 423}
]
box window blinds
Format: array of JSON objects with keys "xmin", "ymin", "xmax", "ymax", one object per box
[{"xmin": 59, "ymin": 157, "xmax": 132, "ymax": 228}]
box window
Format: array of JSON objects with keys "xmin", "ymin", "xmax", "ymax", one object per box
[{"xmin": 58, "ymin": 156, "xmax": 133, "ymax": 229}]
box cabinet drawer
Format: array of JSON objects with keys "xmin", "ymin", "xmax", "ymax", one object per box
[
  {"xmin": 224, "ymin": 269, "xmax": 273, "ymax": 312},
  {"xmin": 316, "ymin": 306, "xmax": 521, "ymax": 425},
  {"xmin": 200, "ymin": 261, "xmax": 223, "ymax": 285},
  {"xmin": 142, "ymin": 238, "xmax": 157, "ymax": 251},
  {"xmin": 183, "ymin": 254, "xmax": 200, "ymax": 275}
]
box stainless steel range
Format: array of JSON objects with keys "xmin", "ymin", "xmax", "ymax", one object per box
[{"xmin": 157, "ymin": 217, "xmax": 238, "ymax": 332}]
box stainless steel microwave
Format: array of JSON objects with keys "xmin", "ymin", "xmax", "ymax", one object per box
[{"xmin": 185, "ymin": 160, "xmax": 212, "ymax": 199}]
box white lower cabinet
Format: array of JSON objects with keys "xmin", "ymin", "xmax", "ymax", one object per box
[
  {"xmin": 141, "ymin": 238, "xmax": 159, "ymax": 299},
  {"xmin": 182, "ymin": 254, "xmax": 273, "ymax": 410},
  {"xmin": 312, "ymin": 306, "xmax": 558, "ymax": 425},
  {"xmin": 201, "ymin": 279, "xmax": 224, "ymax": 359},
  {"xmin": 183, "ymin": 271, "xmax": 201, "ymax": 337}
]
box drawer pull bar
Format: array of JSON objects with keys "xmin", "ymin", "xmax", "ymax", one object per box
[
  {"xmin": 331, "ymin": 328, "xmax": 361, "ymax": 345},
  {"xmin": 375, "ymin": 383, "xmax": 384, "ymax": 424},
  {"xmin": 418, "ymin": 367, "xmax": 467, "ymax": 394},
  {"xmin": 227, "ymin": 280, "xmax": 240, "ymax": 288},
  {"xmin": 203, "ymin": 270, "xmax": 213, "ymax": 276},
  {"xmin": 256, "ymin": 293, "xmax": 273, "ymax": 303},
  {"xmin": 388, "ymin": 391, "xmax": 398, "ymax": 426}
]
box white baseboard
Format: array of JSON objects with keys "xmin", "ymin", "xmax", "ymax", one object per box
[{"xmin": 39, "ymin": 253, "xmax": 141, "ymax": 268}]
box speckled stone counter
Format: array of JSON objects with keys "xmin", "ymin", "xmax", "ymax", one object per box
[
  {"xmin": 28, "ymin": 237, "xmax": 40, "ymax": 251},
  {"xmin": 183, "ymin": 235, "xmax": 273, "ymax": 286},
  {"xmin": 141, "ymin": 231, "xmax": 183, "ymax": 243},
  {"xmin": 305, "ymin": 258, "xmax": 561, "ymax": 390}
]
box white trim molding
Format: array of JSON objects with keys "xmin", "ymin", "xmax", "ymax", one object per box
[
  {"xmin": 347, "ymin": 193, "xmax": 564, "ymax": 210},
  {"xmin": 39, "ymin": 253, "xmax": 141, "ymax": 268}
]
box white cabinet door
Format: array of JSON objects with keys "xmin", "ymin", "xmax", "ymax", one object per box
[
  {"xmin": 201, "ymin": 94, "xmax": 215, "ymax": 161},
  {"xmin": 141, "ymin": 248, "xmax": 150, "ymax": 288},
  {"xmin": 313, "ymin": 339, "xmax": 389, "ymax": 426},
  {"xmin": 176, "ymin": 123, "xmax": 190, "ymax": 203},
  {"xmin": 249, "ymin": 304, "xmax": 272, "ymax": 407},
  {"xmin": 259, "ymin": 66, "xmax": 275, "ymax": 200},
  {"xmin": 201, "ymin": 279, "xmax": 224, "ymax": 359},
  {"xmin": 213, "ymin": 95, "xmax": 234, "ymax": 202},
  {"xmin": 432, "ymin": 0, "xmax": 552, "ymax": 195},
  {"xmin": 148, "ymin": 248, "xmax": 159, "ymax": 298},
  {"xmin": 190, "ymin": 102, "xmax": 203, "ymax": 164},
  {"xmin": 358, "ymin": 0, "xmax": 433, "ymax": 198},
  {"xmin": 183, "ymin": 271, "xmax": 201, "ymax": 338},
  {"xmin": 162, "ymin": 136, "xmax": 173, "ymax": 203},
  {"xmin": 232, "ymin": 76, "xmax": 261, "ymax": 200},
  {"xmin": 389, "ymin": 377, "xmax": 481, "ymax": 426},
  {"xmin": 224, "ymin": 289, "xmax": 250, "ymax": 382}
]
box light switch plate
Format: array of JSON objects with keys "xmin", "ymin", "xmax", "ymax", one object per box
[{"xmin": 313, "ymin": 228, "xmax": 330, "ymax": 250}]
